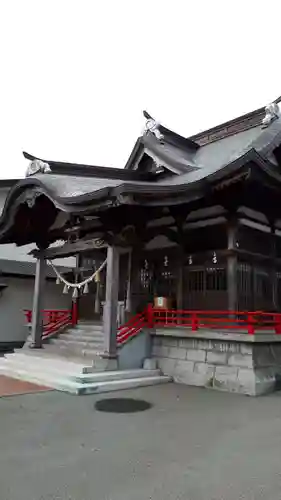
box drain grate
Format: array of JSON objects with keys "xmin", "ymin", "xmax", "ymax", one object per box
[{"xmin": 95, "ymin": 398, "xmax": 152, "ymax": 413}]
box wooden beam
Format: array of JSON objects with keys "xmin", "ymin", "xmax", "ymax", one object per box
[
  {"xmin": 233, "ymin": 247, "xmax": 281, "ymax": 264},
  {"xmin": 31, "ymin": 238, "xmax": 108, "ymax": 259}
]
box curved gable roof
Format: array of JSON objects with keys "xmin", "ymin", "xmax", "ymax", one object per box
[{"xmin": 2, "ymin": 104, "xmax": 281, "ymax": 245}]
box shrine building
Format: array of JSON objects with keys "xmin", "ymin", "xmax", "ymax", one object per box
[{"xmin": 1, "ymin": 102, "xmax": 281, "ymax": 396}]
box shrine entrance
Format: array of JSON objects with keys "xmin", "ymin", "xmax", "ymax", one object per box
[
  {"xmin": 76, "ymin": 252, "xmax": 105, "ymax": 321},
  {"xmin": 77, "ymin": 250, "xmax": 129, "ymax": 326}
]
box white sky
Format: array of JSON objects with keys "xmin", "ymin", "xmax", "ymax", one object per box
[{"xmin": 0, "ymin": 0, "xmax": 280, "ymax": 179}]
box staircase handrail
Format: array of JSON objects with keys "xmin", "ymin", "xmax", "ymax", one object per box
[
  {"xmin": 117, "ymin": 311, "xmax": 148, "ymax": 345},
  {"xmin": 23, "ymin": 309, "xmax": 73, "ymax": 340}
]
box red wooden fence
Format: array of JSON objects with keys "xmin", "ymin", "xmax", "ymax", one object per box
[
  {"xmin": 24, "ymin": 306, "xmax": 281, "ymax": 345},
  {"xmin": 149, "ymin": 305, "xmax": 281, "ymax": 335}
]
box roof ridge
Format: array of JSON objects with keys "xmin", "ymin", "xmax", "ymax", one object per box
[
  {"xmin": 23, "ymin": 152, "xmax": 150, "ymax": 181},
  {"xmin": 189, "ymin": 106, "xmax": 265, "ymax": 146}
]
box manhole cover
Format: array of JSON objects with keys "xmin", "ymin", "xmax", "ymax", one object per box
[{"xmin": 95, "ymin": 398, "xmax": 152, "ymax": 413}]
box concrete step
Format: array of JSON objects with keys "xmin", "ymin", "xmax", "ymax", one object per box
[
  {"xmin": 0, "ymin": 357, "xmax": 161, "ymax": 383},
  {"xmin": 76, "ymin": 323, "xmax": 103, "ymax": 332},
  {"xmin": 41, "ymin": 345, "xmax": 116, "ymax": 370},
  {"xmin": 62, "ymin": 333, "xmax": 104, "ymax": 343},
  {"xmin": 49, "ymin": 338, "xmax": 104, "ymax": 350},
  {"xmin": 44, "ymin": 342, "xmax": 103, "ymax": 359},
  {"xmin": 0, "ymin": 360, "xmax": 171, "ymax": 395},
  {"xmin": 5, "ymin": 348, "xmax": 115, "ymax": 372},
  {"xmin": 26, "ymin": 345, "xmax": 104, "ymax": 369},
  {"xmin": 67, "ymin": 326, "xmax": 104, "ymax": 334},
  {"xmin": 4, "ymin": 351, "xmax": 94, "ymax": 372}
]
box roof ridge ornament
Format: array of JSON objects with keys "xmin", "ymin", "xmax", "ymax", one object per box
[
  {"xmin": 262, "ymin": 102, "xmax": 280, "ymax": 128},
  {"xmin": 142, "ymin": 111, "xmax": 164, "ymax": 142},
  {"xmin": 26, "ymin": 159, "xmax": 51, "ymax": 177}
]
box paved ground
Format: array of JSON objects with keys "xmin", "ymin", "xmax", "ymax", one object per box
[
  {"xmin": 1, "ymin": 384, "xmax": 281, "ymax": 500},
  {"xmin": 0, "ymin": 375, "xmax": 51, "ymax": 397}
]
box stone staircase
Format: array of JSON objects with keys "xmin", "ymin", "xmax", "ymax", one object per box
[
  {"xmin": 0, "ymin": 321, "xmax": 171, "ymax": 394},
  {"xmin": 44, "ymin": 321, "xmax": 106, "ymax": 362}
]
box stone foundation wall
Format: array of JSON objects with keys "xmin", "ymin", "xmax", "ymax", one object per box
[{"xmin": 152, "ymin": 334, "xmax": 281, "ymax": 396}]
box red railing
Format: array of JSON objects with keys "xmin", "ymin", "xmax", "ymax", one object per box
[
  {"xmin": 24, "ymin": 309, "xmax": 73, "ymax": 340},
  {"xmin": 150, "ymin": 306, "xmax": 281, "ymax": 335},
  {"xmin": 117, "ymin": 311, "xmax": 147, "ymax": 345},
  {"xmin": 24, "ymin": 305, "xmax": 281, "ymax": 347}
]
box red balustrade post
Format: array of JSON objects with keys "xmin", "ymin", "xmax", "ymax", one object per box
[
  {"xmin": 247, "ymin": 313, "xmax": 255, "ymax": 335},
  {"xmin": 146, "ymin": 303, "xmax": 154, "ymax": 328},
  {"xmin": 24, "ymin": 310, "xmax": 32, "ymax": 323},
  {"xmin": 72, "ymin": 301, "xmax": 78, "ymax": 326},
  {"xmin": 191, "ymin": 312, "xmax": 198, "ymax": 331},
  {"xmin": 274, "ymin": 314, "xmax": 281, "ymax": 334}
]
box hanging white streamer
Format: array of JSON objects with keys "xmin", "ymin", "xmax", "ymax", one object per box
[{"xmin": 48, "ymin": 259, "xmax": 107, "ymax": 289}]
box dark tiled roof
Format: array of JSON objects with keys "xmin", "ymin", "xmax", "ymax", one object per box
[
  {"xmin": 1, "ymin": 103, "xmax": 281, "ymax": 245},
  {"xmin": 13, "ymin": 114, "xmax": 281, "ymax": 200}
]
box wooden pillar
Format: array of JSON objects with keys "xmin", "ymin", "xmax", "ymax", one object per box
[
  {"xmin": 270, "ymin": 223, "xmax": 277, "ymax": 311},
  {"xmin": 125, "ymin": 249, "xmax": 132, "ymax": 313},
  {"xmin": 103, "ymin": 245, "xmax": 119, "ymax": 357},
  {"xmin": 30, "ymin": 253, "xmax": 46, "ymax": 348},
  {"xmin": 227, "ymin": 220, "xmax": 238, "ymax": 312},
  {"xmin": 72, "ymin": 254, "xmax": 79, "ymax": 325},
  {"xmin": 176, "ymin": 250, "xmax": 184, "ymax": 310},
  {"xmin": 94, "ymin": 281, "xmax": 101, "ymax": 315}
]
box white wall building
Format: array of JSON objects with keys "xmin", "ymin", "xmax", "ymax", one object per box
[{"xmin": 0, "ymin": 180, "xmax": 75, "ymax": 351}]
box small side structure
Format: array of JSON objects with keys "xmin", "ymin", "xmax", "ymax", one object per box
[{"xmin": 0, "ymin": 180, "xmax": 74, "ymax": 351}]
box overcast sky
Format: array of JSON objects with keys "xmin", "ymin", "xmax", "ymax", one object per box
[{"xmin": 0, "ymin": 0, "xmax": 280, "ymax": 179}]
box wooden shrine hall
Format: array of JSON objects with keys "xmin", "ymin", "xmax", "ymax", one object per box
[{"xmin": 2, "ymin": 101, "xmax": 281, "ymax": 396}]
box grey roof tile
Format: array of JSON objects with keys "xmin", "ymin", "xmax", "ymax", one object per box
[
  {"xmin": 2, "ymin": 108, "xmax": 281, "ymax": 229},
  {"xmin": 34, "ymin": 174, "xmax": 122, "ymax": 200}
]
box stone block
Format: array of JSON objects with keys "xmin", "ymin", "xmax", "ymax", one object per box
[
  {"xmin": 194, "ymin": 362, "xmax": 215, "ymax": 375},
  {"xmin": 173, "ymin": 359, "xmax": 195, "ymax": 384},
  {"xmin": 152, "ymin": 345, "xmax": 170, "ymax": 358},
  {"xmin": 213, "ymin": 365, "xmax": 239, "ymax": 392},
  {"xmin": 178, "ymin": 338, "xmax": 194, "ymax": 349},
  {"xmin": 215, "ymin": 365, "xmax": 238, "ymax": 377},
  {"xmin": 153, "ymin": 337, "xmax": 161, "ymax": 346},
  {"xmin": 206, "ymin": 351, "xmax": 227, "ymax": 365},
  {"xmin": 162, "ymin": 337, "xmax": 178, "ymax": 348},
  {"xmin": 271, "ymin": 344, "xmax": 281, "ymax": 357},
  {"xmin": 228, "ymin": 354, "xmax": 253, "ymax": 368},
  {"xmin": 194, "ymin": 339, "xmax": 213, "ymax": 351},
  {"xmin": 168, "ymin": 347, "xmax": 187, "ymax": 360},
  {"xmin": 174, "ymin": 359, "xmax": 194, "ymax": 373},
  {"xmin": 152, "ymin": 345, "xmax": 161, "ymax": 357},
  {"xmin": 253, "ymin": 345, "xmax": 275, "ymax": 368},
  {"xmin": 237, "ymin": 368, "xmax": 256, "ymax": 395},
  {"xmin": 157, "ymin": 357, "xmax": 176, "ymax": 376},
  {"xmin": 184, "ymin": 366, "xmax": 215, "ymax": 387},
  {"xmin": 186, "ymin": 349, "xmax": 206, "ymax": 362},
  {"xmin": 240, "ymin": 343, "xmax": 253, "ymax": 356},
  {"xmin": 180, "ymin": 372, "xmax": 214, "ymax": 387},
  {"xmin": 254, "ymin": 368, "xmax": 276, "ymax": 396},
  {"xmin": 160, "ymin": 345, "xmax": 171, "ymax": 358},
  {"xmin": 212, "ymin": 341, "xmax": 240, "ymax": 354},
  {"xmin": 143, "ymin": 358, "xmax": 157, "ymax": 370}
]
